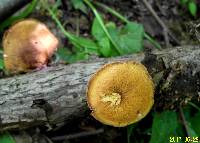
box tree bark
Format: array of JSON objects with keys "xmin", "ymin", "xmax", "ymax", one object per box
[{"xmin": 0, "ymin": 46, "xmax": 200, "ymax": 131}]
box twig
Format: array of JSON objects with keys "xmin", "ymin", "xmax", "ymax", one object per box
[
  {"xmin": 51, "ymin": 128, "xmax": 104, "ymax": 141},
  {"xmin": 141, "ymin": 0, "xmax": 180, "ymax": 47},
  {"xmin": 76, "ymin": 14, "xmax": 80, "ymax": 36},
  {"xmin": 141, "ymin": 0, "xmax": 169, "ymax": 47},
  {"xmin": 155, "ymin": 0, "xmax": 167, "ymax": 16}
]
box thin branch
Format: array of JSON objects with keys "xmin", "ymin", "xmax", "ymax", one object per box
[
  {"xmin": 76, "ymin": 14, "xmax": 80, "ymax": 36},
  {"xmin": 141, "ymin": 0, "xmax": 180, "ymax": 47}
]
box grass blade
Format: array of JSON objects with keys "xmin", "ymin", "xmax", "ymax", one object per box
[
  {"xmin": 94, "ymin": 1, "xmax": 161, "ymax": 49},
  {"xmin": 84, "ymin": 0, "xmax": 122, "ymax": 54}
]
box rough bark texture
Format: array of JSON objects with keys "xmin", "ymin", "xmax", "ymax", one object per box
[
  {"xmin": 0, "ymin": 46, "xmax": 200, "ymax": 131},
  {"xmin": 0, "ymin": 0, "xmax": 30, "ymax": 21}
]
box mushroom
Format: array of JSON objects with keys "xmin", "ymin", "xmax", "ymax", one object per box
[
  {"xmin": 3, "ymin": 19, "xmax": 59, "ymax": 74},
  {"xmin": 87, "ymin": 61, "xmax": 154, "ymax": 127}
]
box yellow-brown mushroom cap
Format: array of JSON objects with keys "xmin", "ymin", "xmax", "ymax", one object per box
[
  {"xmin": 87, "ymin": 61, "xmax": 154, "ymax": 127},
  {"xmin": 3, "ymin": 19, "xmax": 58, "ymax": 73}
]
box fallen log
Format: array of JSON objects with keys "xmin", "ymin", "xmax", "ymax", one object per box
[{"xmin": 0, "ymin": 46, "xmax": 200, "ymax": 131}]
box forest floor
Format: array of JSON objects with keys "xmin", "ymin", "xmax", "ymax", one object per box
[{"xmin": 0, "ymin": 0, "xmax": 200, "ymax": 143}]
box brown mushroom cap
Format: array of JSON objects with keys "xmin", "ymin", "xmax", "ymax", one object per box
[
  {"xmin": 3, "ymin": 19, "xmax": 58, "ymax": 73},
  {"xmin": 87, "ymin": 61, "xmax": 154, "ymax": 127}
]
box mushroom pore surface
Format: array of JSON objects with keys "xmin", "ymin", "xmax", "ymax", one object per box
[{"xmin": 87, "ymin": 61, "xmax": 154, "ymax": 127}]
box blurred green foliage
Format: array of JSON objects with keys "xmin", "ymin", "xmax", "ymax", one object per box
[
  {"xmin": 71, "ymin": 0, "xmax": 88, "ymax": 14},
  {"xmin": 127, "ymin": 124, "xmax": 136, "ymax": 143},
  {"xmin": 0, "ymin": 0, "xmax": 199, "ymax": 142},
  {"xmin": 179, "ymin": 0, "xmax": 198, "ymax": 17},
  {"xmin": 0, "ymin": 58, "xmax": 4, "ymax": 69},
  {"xmin": 92, "ymin": 17, "xmax": 144, "ymax": 56},
  {"xmin": 93, "ymin": 1, "xmax": 161, "ymax": 49},
  {"xmin": 0, "ymin": 132, "xmax": 16, "ymax": 143},
  {"xmin": 191, "ymin": 112, "xmax": 200, "ymax": 135},
  {"xmin": 150, "ymin": 111, "xmax": 178, "ymax": 143},
  {"xmin": 0, "ymin": 49, "xmax": 3, "ymax": 69},
  {"xmin": 45, "ymin": 0, "xmax": 147, "ymax": 63},
  {"xmin": 127, "ymin": 103, "xmax": 200, "ymax": 143}
]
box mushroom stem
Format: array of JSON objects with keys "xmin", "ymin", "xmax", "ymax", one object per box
[{"xmin": 101, "ymin": 93, "xmax": 121, "ymax": 106}]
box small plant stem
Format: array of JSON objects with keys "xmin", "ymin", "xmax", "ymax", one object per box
[
  {"xmin": 94, "ymin": 1, "xmax": 161, "ymax": 49},
  {"xmin": 95, "ymin": 2, "xmax": 129, "ymax": 23},
  {"xmin": 144, "ymin": 34, "xmax": 161, "ymax": 49},
  {"xmin": 94, "ymin": 2, "xmax": 128, "ymax": 23},
  {"xmin": 41, "ymin": 0, "xmax": 82, "ymax": 47},
  {"xmin": 44, "ymin": 5, "xmax": 75, "ymax": 41},
  {"xmin": 76, "ymin": 15, "xmax": 80, "ymax": 36},
  {"xmin": 83, "ymin": 0, "xmax": 122, "ymax": 55},
  {"xmin": 188, "ymin": 102, "xmax": 200, "ymax": 112},
  {"xmin": 127, "ymin": 124, "xmax": 135, "ymax": 143}
]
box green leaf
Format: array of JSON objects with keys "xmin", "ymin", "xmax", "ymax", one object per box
[
  {"xmin": 92, "ymin": 20, "xmax": 116, "ymax": 57},
  {"xmin": 68, "ymin": 52, "xmax": 89, "ymax": 63},
  {"xmin": 187, "ymin": 123, "xmax": 198, "ymax": 137},
  {"xmin": 94, "ymin": 1, "xmax": 161, "ymax": 49},
  {"xmin": 188, "ymin": 1, "xmax": 197, "ymax": 17},
  {"xmin": 0, "ymin": 132, "xmax": 16, "ymax": 143},
  {"xmin": 71, "ymin": 0, "xmax": 87, "ymax": 14},
  {"xmin": 120, "ymin": 22, "xmax": 144, "ymax": 53},
  {"xmin": 56, "ymin": 47, "xmax": 72, "ymax": 62},
  {"xmin": 0, "ymin": 58, "xmax": 4, "ymax": 69},
  {"xmin": 150, "ymin": 111, "xmax": 178, "ymax": 143},
  {"xmin": 190, "ymin": 112, "xmax": 200, "ymax": 135},
  {"xmin": 57, "ymin": 47, "xmax": 88, "ymax": 63},
  {"xmin": 106, "ymin": 22, "xmax": 117, "ymax": 29},
  {"xmin": 180, "ymin": 0, "xmax": 189, "ymax": 5},
  {"xmin": 84, "ymin": 0, "xmax": 121, "ymax": 54},
  {"xmin": 92, "ymin": 17, "xmax": 106, "ymax": 40},
  {"xmin": 74, "ymin": 36, "xmax": 100, "ymax": 55},
  {"xmin": 175, "ymin": 123, "xmax": 185, "ymax": 140},
  {"xmin": 182, "ymin": 104, "xmax": 200, "ymax": 136},
  {"xmin": 98, "ymin": 37, "xmax": 111, "ymax": 57},
  {"xmin": 107, "ymin": 22, "xmax": 144, "ymax": 55}
]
